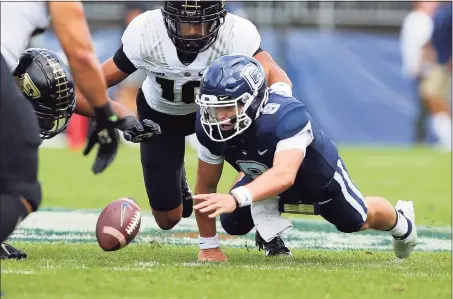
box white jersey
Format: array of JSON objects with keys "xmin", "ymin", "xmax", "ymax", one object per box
[
  {"xmin": 122, "ymin": 9, "xmax": 261, "ymax": 116},
  {"xmin": 0, "ymin": 2, "xmax": 50, "ymax": 70},
  {"xmin": 400, "ymin": 10, "xmax": 434, "ymax": 78}
]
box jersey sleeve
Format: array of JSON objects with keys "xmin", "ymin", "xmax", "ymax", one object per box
[
  {"xmin": 121, "ymin": 13, "xmax": 147, "ymax": 69},
  {"xmin": 232, "ymin": 16, "xmax": 261, "ymax": 56},
  {"xmin": 274, "ymin": 103, "xmax": 314, "ymax": 153},
  {"xmin": 195, "ymin": 110, "xmax": 225, "ymax": 164}
]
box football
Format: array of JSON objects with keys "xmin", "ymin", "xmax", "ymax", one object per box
[{"xmin": 96, "ymin": 198, "xmax": 141, "ymax": 251}]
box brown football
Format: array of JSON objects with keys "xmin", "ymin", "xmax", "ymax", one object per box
[{"xmin": 96, "ymin": 198, "xmax": 141, "ymax": 251}]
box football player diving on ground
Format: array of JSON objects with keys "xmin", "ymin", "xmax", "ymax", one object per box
[
  {"xmin": 0, "ymin": 48, "xmax": 159, "ymax": 260},
  {"xmin": 99, "ymin": 0, "xmax": 293, "ymax": 260},
  {"xmin": 192, "ymin": 54, "xmax": 418, "ymax": 261}
]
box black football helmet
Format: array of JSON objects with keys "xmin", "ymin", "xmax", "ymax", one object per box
[
  {"xmin": 162, "ymin": 1, "xmax": 227, "ymax": 53},
  {"xmin": 12, "ymin": 48, "xmax": 76, "ymax": 139}
]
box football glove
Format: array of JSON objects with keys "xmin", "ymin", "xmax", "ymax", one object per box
[
  {"xmin": 83, "ymin": 103, "xmax": 136, "ymax": 174},
  {"xmin": 123, "ymin": 118, "xmax": 161, "ymax": 143}
]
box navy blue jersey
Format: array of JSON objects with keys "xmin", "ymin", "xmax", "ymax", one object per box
[
  {"xmin": 432, "ymin": 3, "xmax": 452, "ymax": 65},
  {"xmin": 196, "ymin": 93, "xmax": 340, "ymax": 204}
]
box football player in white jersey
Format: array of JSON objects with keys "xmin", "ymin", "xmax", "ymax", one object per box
[{"xmin": 100, "ymin": 1, "xmax": 293, "ymax": 257}]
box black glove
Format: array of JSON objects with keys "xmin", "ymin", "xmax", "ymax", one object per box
[
  {"xmin": 83, "ymin": 103, "xmax": 136, "ymax": 174},
  {"xmin": 123, "ymin": 118, "xmax": 161, "ymax": 143}
]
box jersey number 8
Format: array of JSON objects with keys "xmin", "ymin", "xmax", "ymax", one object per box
[
  {"xmin": 236, "ymin": 160, "xmax": 269, "ymax": 179},
  {"xmin": 156, "ymin": 77, "xmax": 200, "ymax": 104}
]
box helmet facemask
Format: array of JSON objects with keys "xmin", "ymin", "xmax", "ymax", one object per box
[
  {"xmin": 34, "ymin": 94, "xmax": 75, "ymax": 139},
  {"xmin": 196, "ymin": 92, "xmax": 261, "ymax": 142},
  {"xmin": 13, "ymin": 48, "xmax": 76, "ymax": 139},
  {"xmin": 162, "ymin": 1, "xmax": 226, "ymax": 53}
]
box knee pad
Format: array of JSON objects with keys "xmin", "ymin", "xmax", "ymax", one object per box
[
  {"xmin": 0, "ymin": 194, "xmax": 30, "ymax": 242},
  {"xmin": 335, "ymin": 220, "xmax": 365, "ymax": 233},
  {"xmin": 5, "ymin": 180, "xmax": 42, "ymax": 212},
  {"xmin": 220, "ymin": 213, "xmax": 254, "ymax": 236}
]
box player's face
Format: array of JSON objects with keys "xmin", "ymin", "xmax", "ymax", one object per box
[
  {"xmin": 179, "ymin": 22, "xmax": 210, "ymax": 38},
  {"xmin": 214, "ymin": 103, "xmax": 243, "ymax": 131}
]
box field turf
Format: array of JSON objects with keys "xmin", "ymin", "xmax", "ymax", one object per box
[{"xmin": 1, "ymin": 146, "xmax": 451, "ymax": 299}]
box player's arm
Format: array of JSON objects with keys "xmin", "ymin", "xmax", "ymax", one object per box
[
  {"xmin": 101, "ymin": 12, "xmax": 146, "ymax": 88},
  {"xmin": 101, "ymin": 44, "xmax": 139, "ymax": 88},
  {"xmin": 242, "ymin": 150, "xmax": 304, "ymax": 202},
  {"xmin": 194, "ymin": 144, "xmax": 225, "ymax": 237},
  {"xmin": 49, "ymin": 2, "xmax": 110, "ymax": 109},
  {"xmin": 194, "ymin": 112, "xmax": 314, "ymax": 218},
  {"xmin": 74, "ymin": 88, "xmax": 135, "ymax": 118},
  {"xmin": 49, "ymin": 2, "xmax": 134, "ymax": 174},
  {"xmin": 253, "ymin": 50, "xmax": 293, "ymax": 95},
  {"xmin": 238, "ymin": 19, "xmax": 292, "ymax": 95},
  {"xmin": 234, "ymin": 121, "xmax": 313, "ymax": 205}
]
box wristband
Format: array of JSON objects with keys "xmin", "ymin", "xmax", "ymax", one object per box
[
  {"xmin": 229, "ymin": 192, "xmax": 240, "ymax": 209},
  {"xmin": 269, "ymin": 82, "xmax": 292, "ymax": 97},
  {"xmin": 93, "ymin": 102, "xmax": 118, "ymax": 122},
  {"xmin": 230, "ymin": 186, "xmax": 253, "ymax": 207}
]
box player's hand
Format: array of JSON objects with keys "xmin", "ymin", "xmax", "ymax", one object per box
[
  {"xmin": 123, "ymin": 118, "xmax": 161, "ymax": 143},
  {"xmin": 193, "ymin": 193, "xmax": 237, "ymax": 218},
  {"xmin": 84, "ymin": 103, "xmax": 136, "ymax": 174},
  {"xmin": 198, "ymin": 248, "xmax": 228, "ymax": 262}
]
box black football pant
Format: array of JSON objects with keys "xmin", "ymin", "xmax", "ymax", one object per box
[{"xmin": 0, "ymin": 54, "xmax": 41, "ymax": 242}]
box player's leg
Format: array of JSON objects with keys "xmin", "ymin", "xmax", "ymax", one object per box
[
  {"xmin": 0, "ymin": 54, "xmax": 42, "ymax": 248},
  {"xmin": 219, "ymin": 176, "xmax": 255, "ymax": 235},
  {"xmin": 419, "ymin": 64, "xmax": 452, "ymax": 151},
  {"xmin": 318, "ymin": 158, "xmax": 417, "ymax": 259},
  {"xmin": 140, "ymin": 135, "xmax": 184, "ymax": 230},
  {"xmin": 220, "ymin": 175, "xmax": 291, "ymax": 257},
  {"xmin": 136, "ymin": 89, "xmax": 193, "ymax": 230},
  {"xmin": 414, "ymin": 77, "xmax": 429, "ymax": 144}
]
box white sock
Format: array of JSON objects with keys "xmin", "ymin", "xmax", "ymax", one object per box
[
  {"xmin": 389, "ymin": 210, "xmax": 410, "ymax": 238},
  {"xmin": 432, "ymin": 113, "xmax": 452, "ymax": 150},
  {"xmin": 199, "ymin": 234, "xmax": 219, "ymax": 250}
]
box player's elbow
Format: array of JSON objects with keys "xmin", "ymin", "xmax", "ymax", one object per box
[{"xmin": 282, "ymin": 175, "xmax": 295, "ymax": 190}]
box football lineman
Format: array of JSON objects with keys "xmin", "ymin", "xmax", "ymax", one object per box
[
  {"xmin": 193, "ymin": 54, "xmax": 418, "ymax": 261},
  {"xmin": 0, "ymin": 48, "xmax": 159, "ymax": 259},
  {"xmin": 100, "ymin": 0, "xmax": 293, "ymax": 257},
  {"xmin": 0, "ymin": 1, "xmax": 133, "ymax": 259}
]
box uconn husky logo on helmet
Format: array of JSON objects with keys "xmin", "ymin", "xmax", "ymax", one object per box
[
  {"xmin": 242, "ymin": 63, "xmax": 265, "ymax": 93},
  {"xmin": 195, "ymin": 54, "xmax": 268, "ymax": 142}
]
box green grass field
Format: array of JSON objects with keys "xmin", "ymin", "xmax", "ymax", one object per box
[{"xmin": 1, "ymin": 146, "xmax": 451, "ymax": 299}]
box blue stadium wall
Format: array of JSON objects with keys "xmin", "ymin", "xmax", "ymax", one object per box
[{"xmin": 31, "ymin": 28, "xmax": 438, "ymax": 146}]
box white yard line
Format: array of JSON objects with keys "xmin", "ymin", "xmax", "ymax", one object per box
[{"xmin": 9, "ymin": 210, "xmax": 452, "ymax": 252}]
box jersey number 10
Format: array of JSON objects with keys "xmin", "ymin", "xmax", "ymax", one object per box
[{"xmin": 156, "ymin": 77, "xmax": 200, "ymax": 104}]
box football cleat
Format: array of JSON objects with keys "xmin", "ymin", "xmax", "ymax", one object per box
[
  {"xmin": 255, "ymin": 231, "xmax": 292, "ymax": 257},
  {"xmin": 0, "ymin": 243, "xmax": 27, "ymax": 260},
  {"xmin": 181, "ymin": 165, "xmax": 193, "ymax": 218},
  {"xmin": 392, "ymin": 200, "xmax": 418, "ymax": 259}
]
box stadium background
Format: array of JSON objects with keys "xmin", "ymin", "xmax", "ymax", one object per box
[
  {"xmin": 29, "ymin": 1, "xmax": 443, "ymax": 147},
  {"xmin": 3, "ymin": 2, "xmax": 451, "ymax": 298}
]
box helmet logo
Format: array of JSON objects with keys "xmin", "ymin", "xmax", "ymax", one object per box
[
  {"xmin": 241, "ymin": 64, "xmax": 264, "ymax": 93},
  {"xmin": 14, "ymin": 73, "xmax": 41, "ymax": 99}
]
